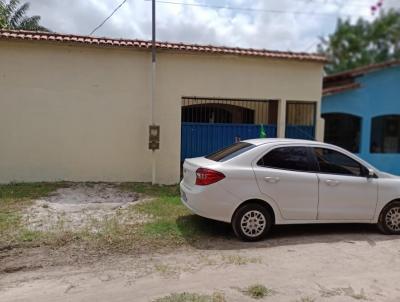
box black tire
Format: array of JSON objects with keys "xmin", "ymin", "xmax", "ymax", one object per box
[
  {"xmin": 232, "ymin": 203, "xmax": 272, "ymax": 242},
  {"xmin": 378, "ymin": 201, "xmax": 400, "ymax": 235}
]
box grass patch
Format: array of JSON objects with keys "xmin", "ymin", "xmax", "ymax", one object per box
[
  {"xmin": 136, "ymin": 196, "xmax": 189, "ymax": 241},
  {"xmin": 0, "ymin": 182, "xmax": 67, "ymax": 248},
  {"xmin": 124, "ymin": 183, "xmax": 227, "ymax": 249},
  {"xmin": 0, "ymin": 182, "xmax": 65, "ymax": 200},
  {"xmin": 297, "ymin": 297, "xmax": 316, "ymax": 302},
  {"xmin": 154, "ymin": 292, "xmax": 226, "ymax": 302},
  {"xmin": 242, "ymin": 284, "xmax": 273, "ymax": 299},
  {"xmin": 119, "ymin": 182, "xmax": 179, "ymax": 197},
  {"xmin": 154, "ymin": 263, "xmax": 178, "ymax": 277},
  {"xmin": 1, "ymin": 182, "xmax": 228, "ymax": 254},
  {"xmin": 118, "ymin": 183, "xmax": 189, "ymax": 245},
  {"xmin": 222, "ymin": 254, "xmax": 261, "ymax": 266}
]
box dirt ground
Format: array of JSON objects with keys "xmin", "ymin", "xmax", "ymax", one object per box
[
  {"xmin": 22, "ymin": 183, "xmax": 149, "ymax": 232},
  {"xmin": 1, "ymin": 184, "xmax": 400, "ymax": 301},
  {"xmin": 1, "ymin": 225, "xmax": 400, "ymax": 301}
]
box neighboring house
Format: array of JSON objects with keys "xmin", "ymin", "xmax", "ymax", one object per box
[
  {"xmin": 322, "ymin": 61, "xmax": 400, "ymax": 175},
  {"xmin": 0, "ymin": 30, "xmax": 326, "ymax": 184}
]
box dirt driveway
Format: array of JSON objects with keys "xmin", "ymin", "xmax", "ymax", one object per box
[
  {"xmin": 1, "ymin": 184, "xmax": 400, "ymax": 301},
  {"xmin": 2, "ymin": 226, "xmax": 400, "ymax": 301}
]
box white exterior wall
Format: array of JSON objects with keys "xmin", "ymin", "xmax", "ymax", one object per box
[{"xmin": 0, "ymin": 41, "xmax": 324, "ymax": 184}]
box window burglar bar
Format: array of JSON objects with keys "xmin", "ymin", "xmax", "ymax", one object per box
[{"xmin": 181, "ymin": 97, "xmax": 278, "ymax": 125}]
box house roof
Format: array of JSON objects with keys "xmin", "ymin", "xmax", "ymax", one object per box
[
  {"xmin": 323, "ymin": 60, "xmax": 400, "ymax": 96},
  {"xmin": 0, "ymin": 29, "xmax": 327, "ymax": 63},
  {"xmin": 324, "ymin": 60, "xmax": 400, "ymax": 82},
  {"xmin": 323, "ymin": 82, "xmax": 361, "ymax": 96}
]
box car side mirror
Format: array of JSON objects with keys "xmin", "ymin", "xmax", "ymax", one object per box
[{"xmin": 367, "ymin": 168, "xmax": 375, "ymax": 178}]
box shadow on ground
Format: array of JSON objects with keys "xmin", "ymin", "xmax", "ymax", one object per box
[{"xmin": 176, "ymin": 214, "xmax": 400, "ymax": 250}]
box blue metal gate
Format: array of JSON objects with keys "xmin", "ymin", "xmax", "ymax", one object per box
[
  {"xmin": 181, "ymin": 123, "xmax": 277, "ymax": 160},
  {"xmin": 285, "ymin": 125, "xmax": 315, "ymax": 140},
  {"xmin": 181, "ymin": 97, "xmax": 278, "ymax": 161}
]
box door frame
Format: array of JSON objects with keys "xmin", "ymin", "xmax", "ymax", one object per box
[{"xmin": 285, "ymin": 101, "xmax": 317, "ymax": 140}]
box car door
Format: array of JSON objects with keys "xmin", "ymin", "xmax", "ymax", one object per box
[
  {"xmin": 311, "ymin": 147, "xmax": 378, "ymax": 220},
  {"xmin": 253, "ymin": 146, "xmax": 319, "ymax": 220}
]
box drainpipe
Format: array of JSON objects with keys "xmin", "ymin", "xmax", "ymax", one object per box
[{"xmin": 151, "ymin": 0, "xmax": 156, "ymax": 185}]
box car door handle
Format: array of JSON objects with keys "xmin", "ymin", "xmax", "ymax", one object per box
[
  {"xmin": 325, "ymin": 179, "xmax": 340, "ymax": 186},
  {"xmin": 264, "ymin": 176, "xmax": 280, "ymax": 183}
]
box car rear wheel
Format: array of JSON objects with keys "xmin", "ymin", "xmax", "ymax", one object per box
[
  {"xmin": 232, "ymin": 203, "xmax": 272, "ymax": 241},
  {"xmin": 378, "ymin": 201, "xmax": 400, "ymax": 235}
]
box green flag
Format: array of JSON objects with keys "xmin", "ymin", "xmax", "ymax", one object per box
[{"xmin": 259, "ymin": 124, "xmax": 267, "ymax": 138}]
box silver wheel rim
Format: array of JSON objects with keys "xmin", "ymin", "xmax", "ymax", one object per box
[
  {"xmin": 385, "ymin": 207, "xmax": 400, "ymax": 232},
  {"xmin": 240, "ymin": 210, "xmax": 266, "ymax": 237}
]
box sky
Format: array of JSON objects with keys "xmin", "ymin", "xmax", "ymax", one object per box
[{"xmin": 27, "ymin": 0, "xmax": 399, "ymax": 52}]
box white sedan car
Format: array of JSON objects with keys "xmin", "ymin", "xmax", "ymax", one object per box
[{"xmin": 180, "ymin": 139, "xmax": 400, "ymax": 241}]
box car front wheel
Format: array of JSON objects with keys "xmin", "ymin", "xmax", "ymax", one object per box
[
  {"xmin": 378, "ymin": 201, "xmax": 400, "ymax": 235},
  {"xmin": 232, "ymin": 203, "xmax": 272, "ymax": 241}
]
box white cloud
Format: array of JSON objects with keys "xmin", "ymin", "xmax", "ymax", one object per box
[{"xmin": 27, "ymin": 0, "xmax": 391, "ymax": 52}]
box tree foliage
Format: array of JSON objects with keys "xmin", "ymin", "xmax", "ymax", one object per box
[
  {"xmin": 0, "ymin": 0, "xmax": 49, "ymax": 31},
  {"xmin": 318, "ymin": 9, "xmax": 400, "ymax": 74}
]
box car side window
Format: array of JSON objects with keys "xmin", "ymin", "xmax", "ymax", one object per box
[
  {"xmin": 313, "ymin": 147, "xmax": 367, "ymax": 177},
  {"xmin": 257, "ymin": 146, "xmax": 313, "ymax": 172}
]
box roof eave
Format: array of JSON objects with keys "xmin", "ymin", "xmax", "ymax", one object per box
[
  {"xmin": 322, "ymin": 83, "xmax": 361, "ymax": 96},
  {"xmin": 0, "ymin": 29, "xmax": 327, "ymax": 63},
  {"xmin": 324, "ymin": 59, "xmax": 400, "ymax": 82}
]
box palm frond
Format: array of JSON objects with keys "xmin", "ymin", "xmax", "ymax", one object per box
[
  {"xmin": 17, "ymin": 15, "xmax": 48, "ymax": 31},
  {"xmin": 10, "ymin": 1, "xmax": 28, "ymax": 28},
  {"xmin": 5, "ymin": 0, "xmax": 19, "ymax": 19},
  {"xmin": 0, "ymin": 1, "xmax": 7, "ymax": 28},
  {"xmin": 0, "ymin": 0, "xmax": 50, "ymax": 31}
]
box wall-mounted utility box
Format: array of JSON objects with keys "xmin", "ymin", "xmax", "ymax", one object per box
[{"xmin": 149, "ymin": 125, "xmax": 160, "ymax": 150}]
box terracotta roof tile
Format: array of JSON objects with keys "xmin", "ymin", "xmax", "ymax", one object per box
[
  {"xmin": 323, "ymin": 82, "xmax": 361, "ymax": 96},
  {"xmin": 324, "ymin": 60, "xmax": 400, "ymax": 82},
  {"xmin": 0, "ymin": 29, "xmax": 327, "ymax": 63}
]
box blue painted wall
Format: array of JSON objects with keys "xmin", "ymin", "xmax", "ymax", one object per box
[{"xmin": 322, "ymin": 66, "xmax": 400, "ymax": 175}]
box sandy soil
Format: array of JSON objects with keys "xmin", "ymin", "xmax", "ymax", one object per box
[
  {"xmin": 22, "ymin": 184, "xmax": 149, "ymax": 232},
  {"xmin": 1, "ymin": 225, "xmax": 400, "ymax": 302}
]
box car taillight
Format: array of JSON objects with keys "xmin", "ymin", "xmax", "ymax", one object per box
[{"xmin": 195, "ymin": 168, "xmax": 225, "ymax": 186}]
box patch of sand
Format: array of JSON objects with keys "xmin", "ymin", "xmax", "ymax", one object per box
[{"xmin": 22, "ymin": 184, "xmax": 150, "ymax": 232}]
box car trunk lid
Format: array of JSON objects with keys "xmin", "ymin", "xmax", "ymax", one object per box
[{"xmin": 182, "ymin": 157, "xmax": 217, "ymax": 186}]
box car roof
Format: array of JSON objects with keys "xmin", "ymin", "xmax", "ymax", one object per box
[{"xmin": 242, "ymin": 138, "xmax": 327, "ymax": 146}]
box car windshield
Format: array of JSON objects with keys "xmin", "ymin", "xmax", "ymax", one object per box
[{"xmin": 205, "ymin": 142, "xmax": 256, "ymax": 162}]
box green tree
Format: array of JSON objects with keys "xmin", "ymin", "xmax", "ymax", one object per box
[
  {"xmin": 318, "ymin": 9, "xmax": 400, "ymax": 74},
  {"xmin": 0, "ymin": 0, "xmax": 49, "ymax": 31}
]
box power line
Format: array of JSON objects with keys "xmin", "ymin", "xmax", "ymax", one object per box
[
  {"xmin": 146, "ymin": 0, "xmax": 372, "ymax": 18},
  {"xmin": 292, "ymin": 0, "xmax": 368, "ymax": 7},
  {"xmin": 294, "ymin": 0, "xmax": 400, "ymax": 4},
  {"xmin": 89, "ymin": 0, "xmax": 128, "ymax": 35},
  {"xmin": 291, "ymin": 0, "xmax": 400, "ymax": 12}
]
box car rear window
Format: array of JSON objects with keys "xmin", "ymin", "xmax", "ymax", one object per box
[{"xmin": 205, "ymin": 142, "xmax": 256, "ymax": 162}]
